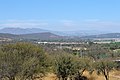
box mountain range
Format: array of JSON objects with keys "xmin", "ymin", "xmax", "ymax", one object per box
[
  {"xmin": 0, "ymin": 32, "xmax": 65, "ymax": 40},
  {"xmin": 82, "ymin": 33, "xmax": 120, "ymax": 39},
  {"xmin": 0, "ymin": 28, "xmax": 120, "ymax": 40},
  {"xmin": 0, "ymin": 28, "xmax": 108, "ymax": 36},
  {"xmin": 0, "ymin": 28, "xmax": 48, "ymax": 34}
]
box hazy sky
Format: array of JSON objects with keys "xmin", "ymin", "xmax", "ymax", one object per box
[{"xmin": 0, "ymin": 0, "xmax": 120, "ymax": 32}]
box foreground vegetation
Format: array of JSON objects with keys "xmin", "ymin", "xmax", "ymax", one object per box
[{"xmin": 0, "ymin": 42, "xmax": 119, "ymax": 80}]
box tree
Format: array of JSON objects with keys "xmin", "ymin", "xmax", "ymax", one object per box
[
  {"xmin": 0, "ymin": 47, "xmax": 22, "ymax": 80},
  {"xmin": 0, "ymin": 42, "xmax": 49, "ymax": 80},
  {"xmin": 86, "ymin": 44, "xmax": 110, "ymax": 61},
  {"xmin": 93, "ymin": 60, "xmax": 117, "ymax": 80},
  {"xmin": 53, "ymin": 53, "xmax": 90, "ymax": 80}
]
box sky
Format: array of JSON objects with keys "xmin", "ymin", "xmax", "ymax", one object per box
[{"xmin": 0, "ymin": 0, "xmax": 120, "ymax": 32}]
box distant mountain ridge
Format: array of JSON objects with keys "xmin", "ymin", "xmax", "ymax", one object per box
[
  {"xmin": 82, "ymin": 33, "xmax": 120, "ymax": 38},
  {"xmin": 19, "ymin": 32, "xmax": 63, "ymax": 40},
  {"xmin": 0, "ymin": 28, "xmax": 108, "ymax": 36},
  {"xmin": 0, "ymin": 32, "xmax": 64, "ymax": 40},
  {"xmin": 0, "ymin": 31, "xmax": 120, "ymax": 41},
  {"xmin": 0, "ymin": 28, "xmax": 48, "ymax": 34},
  {"xmin": 0, "ymin": 33, "xmax": 17, "ymax": 39}
]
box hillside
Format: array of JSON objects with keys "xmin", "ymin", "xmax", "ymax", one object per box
[
  {"xmin": 0, "ymin": 28, "xmax": 48, "ymax": 34},
  {"xmin": 0, "ymin": 32, "xmax": 65, "ymax": 40},
  {"xmin": 1, "ymin": 32, "xmax": 120, "ymax": 41},
  {"xmin": 82, "ymin": 33, "xmax": 120, "ymax": 38},
  {"xmin": 0, "ymin": 28, "xmax": 107, "ymax": 36},
  {"xmin": 0, "ymin": 33, "xmax": 18, "ymax": 39},
  {"xmin": 19, "ymin": 32, "xmax": 64, "ymax": 40}
]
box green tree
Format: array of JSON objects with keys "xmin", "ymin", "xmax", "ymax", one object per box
[
  {"xmin": 0, "ymin": 42, "xmax": 49, "ymax": 80},
  {"xmin": 53, "ymin": 53, "xmax": 90, "ymax": 80},
  {"xmin": 93, "ymin": 60, "xmax": 117, "ymax": 80},
  {"xmin": 87, "ymin": 44, "xmax": 110, "ymax": 61}
]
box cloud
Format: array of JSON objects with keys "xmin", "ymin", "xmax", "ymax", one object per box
[
  {"xmin": 78, "ymin": 21, "xmax": 120, "ymax": 32},
  {"xmin": 59, "ymin": 20, "xmax": 120, "ymax": 31},
  {"xmin": 0, "ymin": 20, "xmax": 48, "ymax": 28},
  {"xmin": 84, "ymin": 19, "xmax": 100, "ymax": 22},
  {"xmin": 60, "ymin": 20, "xmax": 78, "ymax": 27},
  {"xmin": 0, "ymin": 20, "xmax": 120, "ymax": 32}
]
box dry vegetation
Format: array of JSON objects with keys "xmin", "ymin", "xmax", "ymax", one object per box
[
  {"xmin": 39, "ymin": 70, "xmax": 120, "ymax": 80},
  {"xmin": 0, "ymin": 42, "xmax": 120, "ymax": 80},
  {"xmin": 83, "ymin": 70, "xmax": 120, "ymax": 80}
]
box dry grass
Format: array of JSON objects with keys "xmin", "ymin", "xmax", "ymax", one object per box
[
  {"xmin": 82, "ymin": 70, "xmax": 120, "ymax": 80},
  {"xmin": 34, "ymin": 70, "xmax": 120, "ymax": 80},
  {"xmin": 42, "ymin": 73, "xmax": 57, "ymax": 80}
]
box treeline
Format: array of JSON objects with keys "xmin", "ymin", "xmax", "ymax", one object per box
[{"xmin": 0, "ymin": 42, "xmax": 118, "ymax": 80}]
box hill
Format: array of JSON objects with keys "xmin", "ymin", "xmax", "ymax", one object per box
[
  {"xmin": 0, "ymin": 33, "xmax": 18, "ymax": 39},
  {"xmin": 0, "ymin": 28, "xmax": 48, "ymax": 34},
  {"xmin": 19, "ymin": 32, "xmax": 64, "ymax": 40},
  {"xmin": 0, "ymin": 32, "xmax": 65, "ymax": 40},
  {"xmin": 82, "ymin": 33, "xmax": 120, "ymax": 38},
  {"xmin": 0, "ymin": 28, "xmax": 107, "ymax": 36}
]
